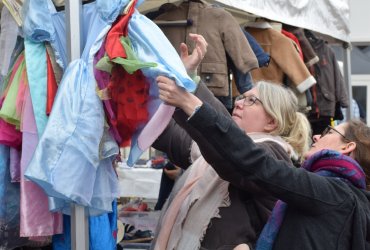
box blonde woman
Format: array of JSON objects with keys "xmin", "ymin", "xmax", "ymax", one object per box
[{"xmin": 151, "ymin": 34, "xmax": 311, "ymax": 250}]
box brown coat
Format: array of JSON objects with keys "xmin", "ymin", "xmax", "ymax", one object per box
[
  {"xmin": 155, "ymin": 0, "xmax": 258, "ymax": 96},
  {"xmin": 246, "ymin": 26, "xmax": 316, "ymax": 93}
]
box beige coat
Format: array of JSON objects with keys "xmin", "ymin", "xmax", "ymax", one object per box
[
  {"xmin": 246, "ymin": 25, "xmax": 316, "ymax": 93},
  {"xmin": 155, "ymin": 0, "xmax": 258, "ymax": 96}
]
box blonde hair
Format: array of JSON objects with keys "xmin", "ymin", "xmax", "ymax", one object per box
[{"xmin": 255, "ymin": 81, "xmax": 311, "ymax": 159}]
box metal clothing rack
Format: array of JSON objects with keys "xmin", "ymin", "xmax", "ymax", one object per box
[{"xmin": 65, "ymin": 1, "xmax": 89, "ymax": 249}]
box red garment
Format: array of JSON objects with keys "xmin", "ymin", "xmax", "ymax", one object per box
[
  {"xmin": 109, "ymin": 66, "xmax": 149, "ymax": 147},
  {"xmin": 282, "ymin": 29, "xmax": 304, "ymax": 61},
  {"xmin": 105, "ymin": 0, "xmax": 137, "ymax": 59},
  {"xmin": 103, "ymin": 0, "xmax": 150, "ymax": 147},
  {"xmin": 0, "ymin": 118, "xmax": 22, "ymax": 149},
  {"xmin": 0, "ymin": 53, "xmax": 23, "ymax": 149},
  {"xmin": 46, "ymin": 50, "xmax": 58, "ymax": 115},
  {"xmin": 0, "ymin": 98, "xmax": 21, "ymax": 149}
]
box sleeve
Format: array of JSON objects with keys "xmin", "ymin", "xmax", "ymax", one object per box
[
  {"xmin": 152, "ymin": 119, "xmax": 193, "ymax": 170},
  {"xmin": 218, "ymin": 10, "xmax": 258, "ymax": 73},
  {"xmin": 188, "ymin": 102, "xmax": 351, "ymax": 214},
  {"xmin": 229, "ymin": 60, "xmax": 254, "ymax": 94},
  {"xmin": 152, "ymin": 81, "xmax": 229, "ymax": 169},
  {"xmin": 273, "ymin": 35, "xmax": 316, "ymax": 93},
  {"xmin": 243, "ymin": 29, "xmax": 270, "ymax": 68}
]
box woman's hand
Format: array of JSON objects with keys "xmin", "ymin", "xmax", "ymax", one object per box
[
  {"xmin": 180, "ymin": 33, "xmax": 208, "ymax": 74},
  {"xmin": 156, "ymin": 75, "xmax": 203, "ymax": 116}
]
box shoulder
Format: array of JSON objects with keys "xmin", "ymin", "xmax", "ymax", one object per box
[{"xmin": 257, "ymin": 141, "xmax": 292, "ymax": 164}]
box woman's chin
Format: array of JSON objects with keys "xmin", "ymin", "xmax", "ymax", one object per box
[{"xmin": 232, "ymin": 115, "xmax": 240, "ymax": 123}]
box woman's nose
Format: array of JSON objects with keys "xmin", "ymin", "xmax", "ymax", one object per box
[
  {"xmin": 234, "ymin": 99, "xmax": 243, "ymax": 109},
  {"xmin": 312, "ymin": 134, "xmax": 320, "ymax": 142}
]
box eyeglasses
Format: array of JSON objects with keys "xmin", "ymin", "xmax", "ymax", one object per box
[
  {"xmin": 320, "ymin": 126, "xmax": 350, "ymax": 142},
  {"xmin": 235, "ymin": 95, "xmax": 263, "ymax": 106}
]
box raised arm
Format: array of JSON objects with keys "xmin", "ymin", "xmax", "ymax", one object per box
[
  {"xmin": 186, "ymin": 102, "xmax": 352, "ymax": 214},
  {"xmin": 157, "ymin": 74, "xmax": 352, "ymax": 214},
  {"xmin": 152, "ymin": 33, "xmax": 208, "ymax": 169}
]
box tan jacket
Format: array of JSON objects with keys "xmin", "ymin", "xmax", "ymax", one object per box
[
  {"xmin": 246, "ymin": 26, "xmax": 316, "ymax": 93},
  {"xmin": 155, "ymin": 0, "xmax": 258, "ymax": 96}
]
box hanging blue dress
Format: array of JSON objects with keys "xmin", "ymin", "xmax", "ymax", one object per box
[
  {"xmin": 23, "ymin": 0, "xmax": 127, "ymax": 215},
  {"xmin": 21, "ymin": 1, "xmax": 128, "ymax": 249}
]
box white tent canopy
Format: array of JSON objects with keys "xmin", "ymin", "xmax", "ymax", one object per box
[
  {"xmin": 214, "ymin": 0, "xmax": 350, "ymax": 42},
  {"xmin": 140, "ymin": 0, "xmax": 350, "ymax": 42}
]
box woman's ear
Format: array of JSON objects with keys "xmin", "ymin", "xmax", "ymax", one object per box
[
  {"xmin": 340, "ymin": 142, "xmax": 357, "ymax": 156},
  {"xmin": 264, "ymin": 118, "xmax": 278, "ymax": 132}
]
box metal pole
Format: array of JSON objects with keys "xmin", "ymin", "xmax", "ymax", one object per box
[
  {"xmin": 343, "ymin": 42, "xmax": 353, "ymax": 120},
  {"xmin": 66, "ymin": 0, "xmax": 83, "ymax": 62},
  {"xmin": 65, "ymin": 1, "xmax": 89, "ymax": 249}
]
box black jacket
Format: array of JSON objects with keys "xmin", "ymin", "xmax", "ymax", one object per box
[
  {"xmin": 187, "ymin": 102, "xmax": 370, "ymax": 250},
  {"xmin": 153, "ymin": 83, "xmax": 292, "ymax": 250}
]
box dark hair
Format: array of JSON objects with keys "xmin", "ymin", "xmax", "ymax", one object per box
[{"xmin": 345, "ymin": 119, "xmax": 370, "ymax": 190}]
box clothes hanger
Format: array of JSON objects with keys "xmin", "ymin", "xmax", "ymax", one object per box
[
  {"xmin": 154, "ymin": 19, "xmax": 193, "ymax": 27},
  {"xmin": 152, "ymin": 0, "xmax": 194, "ymax": 27}
]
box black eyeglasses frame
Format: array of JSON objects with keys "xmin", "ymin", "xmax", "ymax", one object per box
[
  {"xmin": 235, "ymin": 95, "xmax": 263, "ymax": 107},
  {"xmin": 320, "ymin": 125, "xmax": 351, "ymax": 142}
]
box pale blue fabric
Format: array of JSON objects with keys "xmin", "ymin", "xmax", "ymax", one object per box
[
  {"xmin": 22, "ymin": 0, "xmax": 129, "ymax": 68},
  {"xmin": 24, "ymin": 59, "xmax": 119, "ymax": 215},
  {"xmin": 50, "ymin": 129, "xmax": 119, "ymax": 216},
  {"xmin": 50, "ymin": 1, "xmax": 103, "ymax": 68},
  {"xmin": 126, "ymin": 11, "xmax": 196, "ymax": 165},
  {"xmin": 97, "ymin": 0, "xmax": 144, "ymax": 23},
  {"xmin": 338, "ymin": 99, "xmax": 361, "ymax": 124},
  {"xmin": 24, "ymin": 0, "xmax": 122, "ymax": 215},
  {"xmin": 24, "ymin": 39, "xmax": 48, "ymax": 138},
  {"xmin": 129, "ymin": 11, "xmax": 195, "ymax": 92},
  {"xmin": 22, "ymin": 0, "xmax": 56, "ymax": 42},
  {"xmin": 49, "ymin": 11, "xmax": 67, "ymax": 69},
  {"xmin": 25, "ymin": 60, "xmax": 104, "ymax": 204}
]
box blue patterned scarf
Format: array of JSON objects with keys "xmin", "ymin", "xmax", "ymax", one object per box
[{"xmin": 255, "ymin": 149, "xmax": 366, "ymax": 250}]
